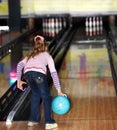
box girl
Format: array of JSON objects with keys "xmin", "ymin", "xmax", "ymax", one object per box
[{"xmin": 16, "ymin": 35, "xmax": 66, "ymax": 129}]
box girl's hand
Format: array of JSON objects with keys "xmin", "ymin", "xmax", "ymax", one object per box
[
  {"xmin": 17, "ymin": 80, "xmax": 27, "ymax": 91},
  {"xmin": 57, "ymin": 88, "xmax": 67, "ymax": 97}
]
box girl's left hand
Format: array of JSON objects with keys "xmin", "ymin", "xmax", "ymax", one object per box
[{"xmin": 57, "ymin": 89, "xmax": 67, "ymax": 97}]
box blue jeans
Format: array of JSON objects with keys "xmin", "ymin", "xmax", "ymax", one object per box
[{"xmin": 24, "ymin": 71, "xmax": 55, "ymax": 124}]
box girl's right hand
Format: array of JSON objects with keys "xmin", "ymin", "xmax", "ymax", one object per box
[{"xmin": 57, "ymin": 88, "xmax": 67, "ymax": 97}]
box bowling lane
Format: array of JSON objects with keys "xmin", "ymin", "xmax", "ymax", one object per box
[{"xmin": 50, "ymin": 28, "xmax": 117, "ymax": 124}]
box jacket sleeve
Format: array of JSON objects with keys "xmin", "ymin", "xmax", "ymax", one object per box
[
  {"xmin": 16, "ymin": 60, "xmax": 25, "ymax": 80},
  {"xmin": 47, "ymin": 55, "xmax": 61, "ymax": 90}
]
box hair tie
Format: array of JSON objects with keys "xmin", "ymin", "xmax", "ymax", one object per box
[{"xmin": 34, "ymin": 35, "xmax": 44, "ymax": 42}]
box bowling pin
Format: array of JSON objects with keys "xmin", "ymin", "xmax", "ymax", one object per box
[
  {"xmin": 96, "ymin": 17, "xmax": 99, "ymax": 35},
  {"xmin": 48, "ymin": 18, "xmax": 52, "ymax": 37},
  {"xmin": 51, "ymin": 18, "xmax": 54, "ymax": 37},
  {"xmin": 58, "ymin": 17, "xmax": 62, "ymax": 31},
  {"xmin": 99, "ymin": 17, "xmax": 103, "ymax": 35},
  {"xmin": 85, "ymin": 17, "xmax": 89, "ymax": 36},
  {"xmin": 89, "ymin": 17, "xmax": 92, "ymax": 36},
  {"xmin": 92, "ymin": 17, "xmax": 96, "ymax": 35},
  {"xmin": 63, "ymin": 18, "xmax": 66, "ymax": 29}
]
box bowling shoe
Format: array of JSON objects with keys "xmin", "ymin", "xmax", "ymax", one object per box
[
  {"xmin": 28, "ymin": 121, "xmax": 39, "ymax": 126},
  {"xmin": 45, "ymin": 123, "xmax": 58, "ymax": 129}
]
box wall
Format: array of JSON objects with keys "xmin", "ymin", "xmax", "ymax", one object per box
[{"xmin": 0, "ymin": 0, "xmax": 117, "ymax": 17}]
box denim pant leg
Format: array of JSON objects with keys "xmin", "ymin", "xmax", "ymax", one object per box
[
  {"xmin": 37, "ymin": 73, "xmax": 55, "ymax": 124},
  {"xmin": 24, "ymin": 72, "xmax": 41, "ymax": 122},
  {"xmin": 29, "ymin": 87, "xmax": 41, "ymax": 122}
]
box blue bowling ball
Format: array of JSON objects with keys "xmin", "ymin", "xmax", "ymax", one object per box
[{"xmin": 52, "ymin": 96, "xmax": 70, "ymax": 115}]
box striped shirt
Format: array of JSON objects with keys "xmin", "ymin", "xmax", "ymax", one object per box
[{"xmin": 16, "ymin": 52, "xmax": 61, "ymax": 90}]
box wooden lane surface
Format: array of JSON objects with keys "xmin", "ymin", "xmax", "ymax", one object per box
[
  {"xmin": 1, "ymin": 119, "xmax": 117, "ymax": 130},
  {"xmin": 1, "ymin": 81, "xmax": 117, "ymax": 130},
  {"xmin": 1, "ymin": 77, "xmax": 117, "ymax": 130}
]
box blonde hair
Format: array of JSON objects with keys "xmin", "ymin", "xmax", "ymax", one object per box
[{"xmin": 27, "ymin": 35, "xmax": 47, "ymax": 61}]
